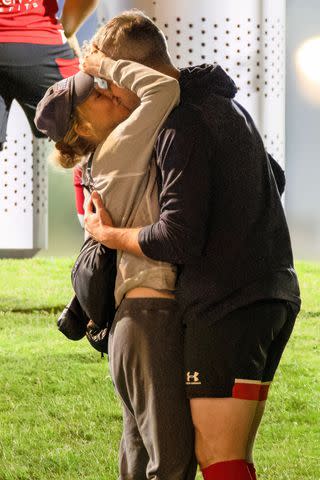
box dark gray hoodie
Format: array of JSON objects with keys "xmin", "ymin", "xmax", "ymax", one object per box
[{"xmin": 138, "ymin": 64, "xmax": 301, "ymax": 322}]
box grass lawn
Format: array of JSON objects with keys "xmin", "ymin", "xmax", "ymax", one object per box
[{"xmin": 0, "ymin": 259, "xmax": 319, "ymax": 480}]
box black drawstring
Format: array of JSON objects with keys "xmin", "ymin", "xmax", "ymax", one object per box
[{"xmin": 81, "ymin": 153, "xmax": 95, "ymax": 193}]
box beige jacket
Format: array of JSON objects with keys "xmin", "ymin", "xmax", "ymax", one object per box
[{"xmin": 84, "ymin": 58, "xmax": 180, "ymax": 306}]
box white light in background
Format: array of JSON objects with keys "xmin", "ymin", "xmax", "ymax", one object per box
[{"xmin": 295, "ymin": 36, "xmax": 320, "ymax": 105}]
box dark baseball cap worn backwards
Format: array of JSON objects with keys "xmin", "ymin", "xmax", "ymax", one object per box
[{"xmin": 34, "ymin": 71, "xmax": 95, "ymax": 142}]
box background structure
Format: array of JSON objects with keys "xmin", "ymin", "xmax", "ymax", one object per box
[
  {"xmin": 50, "ymin": 0, "xmax": 320, "ymax": 260},
  {"xmin": 48, "ymin": 0, "xmax": 290, "ymax": 256},
  {"xmin": 285, "ymin": 0, "xmax": 320, "ymax": 260},
  {"xmin": 1, "ymin": 0, "xmax": 317, "ymax": 259}
]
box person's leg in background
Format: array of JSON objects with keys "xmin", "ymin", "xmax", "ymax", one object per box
[
  {"xmin": 0, "ymin": 42, "xmax": 79, "ymax": 142},
  {"xmin": 0, "ymin": 42, "xmax": 82, "ymax": 222},
  {"xmin": 73, "ymin": 165, "xmax": 85, "ymax": 227},
  {"xmin": 185, "ymin": 301, "xmax": 296, "ymax": 480},
  {"xmin": 20, "ymin": 43, "xmax": 82, "ymax": 226},
  {"xmin": 108, "ymin": 297, "xmax": 197, "ymax": 480}
]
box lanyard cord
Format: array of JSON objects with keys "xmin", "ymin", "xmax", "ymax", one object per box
[{"xmin": 82, "ymin": 153, "xmax": 95, "ymax": 193}]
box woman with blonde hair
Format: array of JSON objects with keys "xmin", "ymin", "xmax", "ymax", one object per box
[{"xmin": 35, "ymin": 44, "xmax": 197, "ymax": 479}]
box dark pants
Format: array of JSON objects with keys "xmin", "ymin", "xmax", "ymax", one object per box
[
  {"xmin": 108, "ymin": 298, "xmax": 197, "ymax": 480},
  {"xmin": 184, "ymin": 300, "xmax": 297, "ymax": 399},
  {"xmin": 0, "ymin": 42, "xmax": 79, "ymax": 146}
]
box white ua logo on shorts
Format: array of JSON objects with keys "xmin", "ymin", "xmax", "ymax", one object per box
[{"xmin": 186, "ymin": 371, "xmax": 201, "ymax": 385}]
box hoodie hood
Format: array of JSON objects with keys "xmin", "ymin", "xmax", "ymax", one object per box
[{"xmin": 179, "ymin": 64, "xmax": 238, "ymax": 102}]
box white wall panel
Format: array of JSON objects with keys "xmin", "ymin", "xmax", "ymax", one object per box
[
  {"xmin": 98, "ymin": 0, "xmax": 286, "ymax": 164},
  {"xmin": 0, "ymin": 101, "xmax": 48, "ymax": 256},
  {"xmin": 0, "ymin": 0, "xmax": 285, "ymax": 256}
]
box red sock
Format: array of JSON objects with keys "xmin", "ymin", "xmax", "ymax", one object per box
[
  {"xmin": 247, "ymin": 463, "xmax": 257, "ymax": 480},
  {"xmin": 202, "ymin": 459, "xmax": 253, "ymax": 479}
]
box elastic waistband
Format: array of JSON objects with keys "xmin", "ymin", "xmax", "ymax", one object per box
[{"xmin": 118, "ymin": 297, "xmax": 177, "ymax": 312}]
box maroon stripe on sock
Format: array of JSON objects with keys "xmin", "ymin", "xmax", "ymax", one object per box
[
  {"xmin": 247, "ymin": 462, "xmax": 257, "ymax": 480},
  {"xmin": 201, "ymin": 459, "xmax": 253, "ymax": 479},
  {"xmin": 232, "ymin": 381, "xmax": 270, "ymax": 401}
]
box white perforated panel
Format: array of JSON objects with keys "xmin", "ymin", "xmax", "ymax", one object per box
[
  {"xmin": 0, "ymin": 1, "xmax": 285, "ymax": 255},
  {"xmin": 32, "ymin": 137, "xmax": 49, "ymax": 248},
  {"xmin": 0, "ymin": 101, "xmax": 48, "ymax": 253},
  {"xmin": 98, "ymin": 0, "xmax": 286, "ymax": 164}
]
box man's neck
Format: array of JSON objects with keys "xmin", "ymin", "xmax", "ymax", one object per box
[{"xmin": 154, "ymin": 63, "xmax": 180, "ymax": 80}]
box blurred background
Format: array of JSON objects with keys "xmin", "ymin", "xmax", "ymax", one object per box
[
  {"xmin": 286, "ymin": 0, "xmax": 320, "ymax": 261},
  {"xmin": 40, "ymin": 0, "xmax": 319, "ymax": 260}
]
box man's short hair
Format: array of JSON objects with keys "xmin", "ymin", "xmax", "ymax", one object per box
[{"xmin": 93, "ymin": 9, "xmax": 173, "ymax": 68}]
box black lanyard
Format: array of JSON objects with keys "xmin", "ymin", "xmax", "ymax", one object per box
[{"xmin": 82, "ymin": 153, "xmax": 95, "ymax": 193}]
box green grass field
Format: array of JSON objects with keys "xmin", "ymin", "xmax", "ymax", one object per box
[{"xmin": 0, "ymin": 259, "xmax": 319, "ymax": 480}]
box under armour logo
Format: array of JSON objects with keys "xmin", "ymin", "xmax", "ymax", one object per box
[{"xmin": 186, "ymin": 371, "xmax": 201, "ymax": 385}]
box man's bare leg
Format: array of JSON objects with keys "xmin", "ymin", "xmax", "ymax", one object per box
[
  {"xmin": 245, "ymin": 400, "xmax": 266, "ymax": 479},
  {"xmin": 190, "ymin": 397, "xmax": 258, "ymax": 468}
]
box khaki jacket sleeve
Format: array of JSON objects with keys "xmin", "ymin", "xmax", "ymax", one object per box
[{"xmin": 93, "ymin": 58, "xmax": 180, "ymax": 174}]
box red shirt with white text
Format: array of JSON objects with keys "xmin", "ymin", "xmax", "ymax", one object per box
[{"xmin": 0, "ymin": 0, "xmax": 64, "ymax": 44}]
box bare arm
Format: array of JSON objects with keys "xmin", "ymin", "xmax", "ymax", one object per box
[{"xmin": 60, "ymin": 0, "xmax": 99, "ymax": 38}]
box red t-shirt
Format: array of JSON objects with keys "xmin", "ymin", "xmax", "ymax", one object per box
[
  {"xmin": 73, "ymin": 165, "xmax": 85, "ymax": 215},
  {"xmin": 0, "ymin": 0, "xmax": 65, "ymax": 45}
]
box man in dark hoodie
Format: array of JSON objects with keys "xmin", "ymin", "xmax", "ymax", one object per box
[{"xmin": 84, "ymin": 10, "xmax": 301, "ymax": 480}]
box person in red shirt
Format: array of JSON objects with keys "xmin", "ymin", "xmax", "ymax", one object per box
[{"xmin": 0, "ymin": 0, "xmax": 98, "ymax": 223}]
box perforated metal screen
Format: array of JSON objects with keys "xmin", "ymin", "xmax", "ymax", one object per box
[
  {"xmin": 0, "ymin": 101, "xmax": 48, "ymax": 254},
  {"xmin": 0, "ymin": 0, "xmax": 285, "ymax": 254},
  {"xmin": 97, "ymin": 0, "xmax": 286, "ymax": 163}
]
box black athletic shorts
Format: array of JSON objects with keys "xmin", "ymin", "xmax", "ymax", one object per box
[
  {"xmin": 184, "ymin": 300, "xmax": 297, "ymax": 400},
  {"xmin": 0, "ymin": 42, "xmax": 79, "ymax": 147}
]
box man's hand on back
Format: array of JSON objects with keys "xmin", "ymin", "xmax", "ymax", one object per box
[
  {"xmin": 84, "ymin": 191, "xmax": 113, "ymax": 242},
  {"xmin": 84, "ymin": 191, "xmax": 144, "ymax": 257}
]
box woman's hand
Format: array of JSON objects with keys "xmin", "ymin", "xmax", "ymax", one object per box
[{"xmin": 81, "ymin": 49, "xmax": 106, "ymax": 77}]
